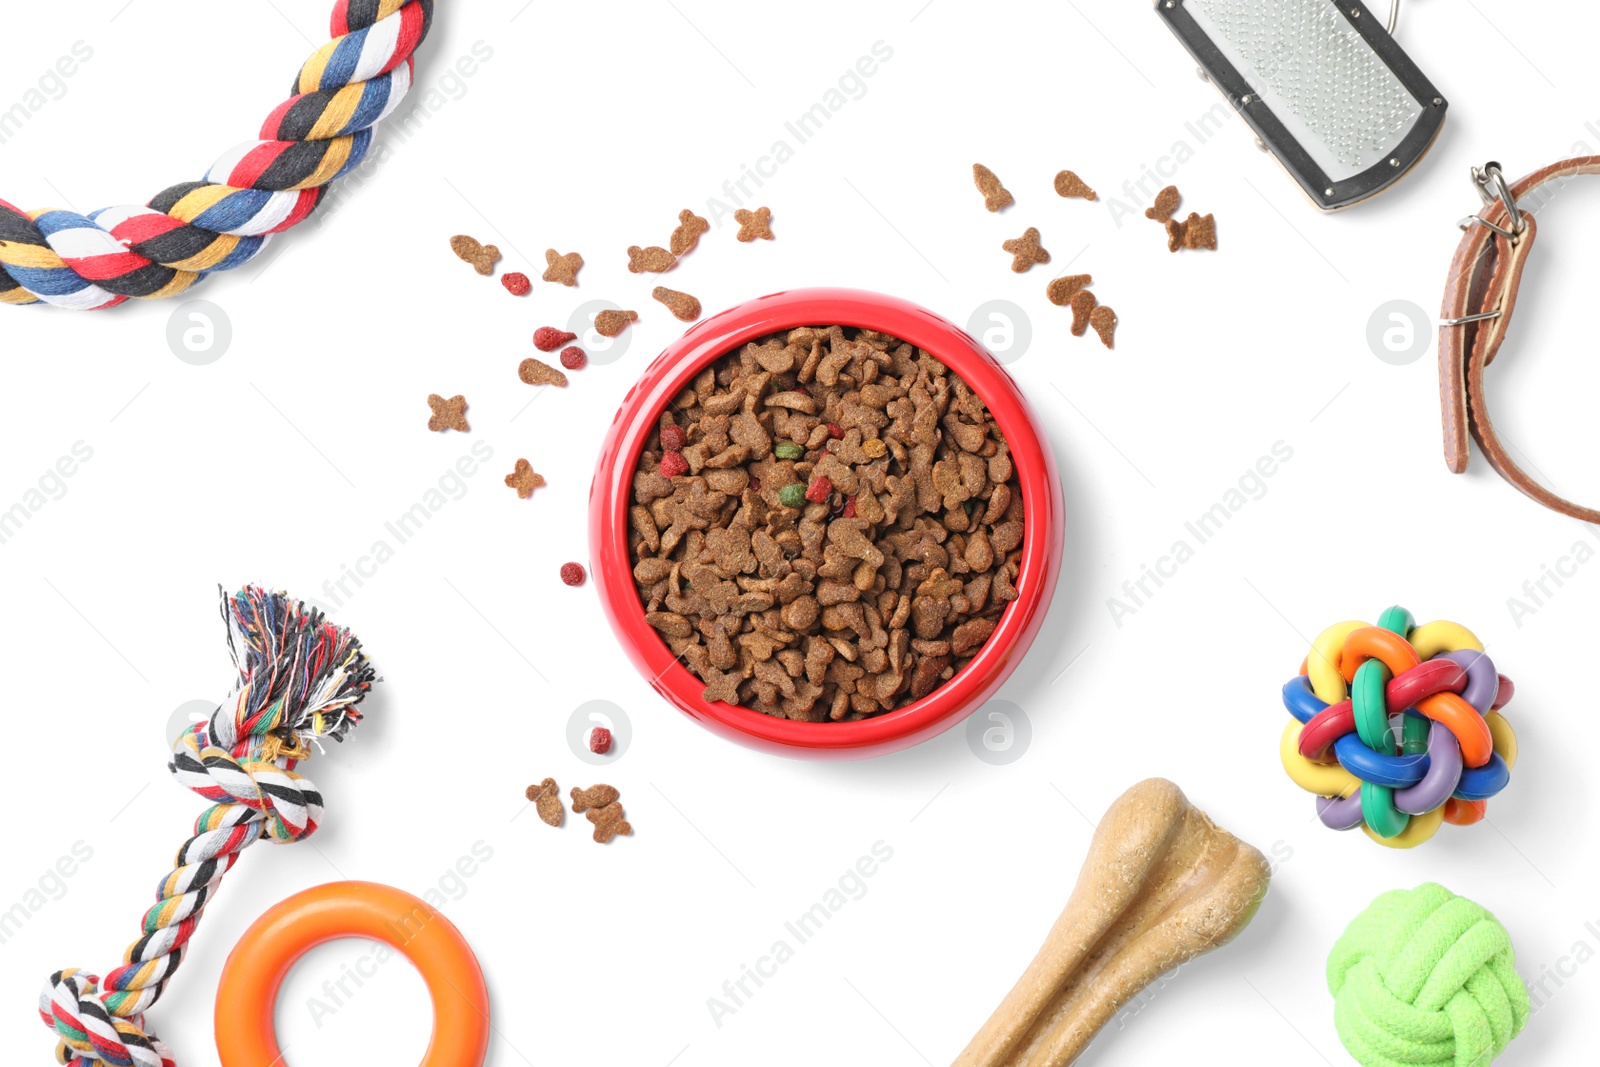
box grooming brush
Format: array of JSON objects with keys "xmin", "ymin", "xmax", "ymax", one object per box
[{"xmin": 1155, "ymin": 0, "xmax": 1446, "ymax": 210}]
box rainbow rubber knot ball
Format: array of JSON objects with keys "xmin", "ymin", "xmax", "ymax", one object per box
[
  {"xmin": 1279, "ymin": 606, "xmax": 1518, "ymax": 848},
  {"xmin": 1328, "ymin": 884, "xmax": 1529, "ymax": 1067}
]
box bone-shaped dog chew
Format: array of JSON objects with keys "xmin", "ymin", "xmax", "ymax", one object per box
[{"xmin": 954, "ymin": 779, "xmax": 1270, "ymax": 1067}]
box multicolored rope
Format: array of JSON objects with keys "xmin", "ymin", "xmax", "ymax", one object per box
[
  {"xmin": 1279, "ymin": 606, "xmax": 1518, "ymax": 849},
  {"xmin": 39, "ymin": 587, "xmax": 377, "ymax": 1066},
  {"xmin": 0, "ymin": 0, "xmax": 432, "ymax": 311}
]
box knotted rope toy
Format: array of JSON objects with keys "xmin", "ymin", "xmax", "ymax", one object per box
[
  {"xmin": 1328, "ymin": 883, "xmax": 1530, "ymax": 1067},
  {"xmin": 0, "ymin": 0, "xmax": 432, "ymax": 311},
  {"xmin": 1279, "ymin": 606, "xmax": 1518, "ymax": 848},
  {"xmin": 39, "ymin": 587, "xmax": 376, "ymax": 1067}
]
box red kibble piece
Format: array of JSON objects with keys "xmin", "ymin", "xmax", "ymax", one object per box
[
  {"xmin": 589, "ymin": 727, "xmax": 613, "ymax": 754},
  {"xmin": 827, "ymin": 423, "xmax": 844, "ymax": 440},
  {"xmin": 659, "ymin": 424, "xmax": 687, "ymax": 452},
  {"xmin": 659, "ymin": 451, "xmax": 689, "ymax": 478},
  {"xmin": 501, "ymin": 272, "xmax": 531, "ymax": 296},
  {"xmin": 749, "ymin": 476, "xmax": 761, "ymax": 491},
  {"xmin": 842, "ymin": 494, "xmax": 857, "ymax": 518},
  {"xmin": 560, "ymin": 562, "xmax": 586, "ymax": 587},
  {"xmin": 560, "ymin": 346, "xmax": 587, "ymax": 370},
  {"xmin": 534, "ymin": 326, "xmax": 577, "ymax": 352},
  {"xmin": 805, "ymin": 475, "xmax": 832, "ymax": 504}
]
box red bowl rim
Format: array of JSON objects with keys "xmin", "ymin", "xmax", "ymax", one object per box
[{"xmin": 588, "ymin": 287, "xmax": 1064, "ymax": 757}]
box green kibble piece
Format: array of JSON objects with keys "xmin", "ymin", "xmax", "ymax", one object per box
[
  {"xmin": 774, "ymin": 442, "xmax": 805, "ymax": 460},
  {"xmin": 779, "ymin": 483, "xmax": 807, "ymax": 508}
]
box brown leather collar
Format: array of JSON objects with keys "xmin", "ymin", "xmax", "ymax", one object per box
[{"xmin": 1440, "ymin": 155, "xmax": 1600, "ymax": 524}]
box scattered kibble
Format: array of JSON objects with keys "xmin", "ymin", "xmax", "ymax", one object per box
[
  {"xmin": 543, "ymin": 248, "xmax": 583, "ymax": 286},
  {"xmin": 774, "ymin": 442, "xmax": 804, "ymax": 460},
  {"xmin": 652, "ymin": 286, "xmax": 702, "ymax": 323},
  {"xmin": 628, "ymin": 245, "xmax": 677, "ymax": 273},
  {"xmin": 1167, "ymin": 212, "xmax": 1217, "ymax": 252},
  {"xmin": 1046, "ymin": 274, "xmax": 1093, "ymax": 306},
  {"xmin": 519, "ymin": 357, "xmax": 568, "ymax": 387},
  {"xmin": 426, "ymin": 394, "xmax": 469, "ymax": 432},
  {"xmin": 501, "ymin": 271, "xmax": 531, "ymax": 296},
  {"xmin": 1002, "ymin": 227, "xmax": 1051, "ymax": 272},
  {"xmin": 534, "ymin": 326, "xmax": 577, "ymax": 352},
  {"xmin": 594, "ymin": 309, "xmax": 638, "ymax": 338},
  {"xmin": 1069, "ymin": 290, "xmax": 1096, "ymax": 337},
  {"xmin": 1054, "ymin": 170, "xmax": 1097, "ymax": 201},
  {"xmin": 573, "ymin": 784, "xmax": 631, "ymax": 844},
  {"xmin": 734, "ymin": 206, "xmax": 774, "ymax": 242},
  {"xmin": 1089, "ymin": 305, "xmax": 1117, "ymax": 349},
  {"xmin": 506, "ymin": 458, "xmax": 546, "ymax": 499},
  {"xmin": 588, "ymin": 727, "xmax": 613, "ymax": 754},
  {"xmin": 560, "ymin": 346, "xmax": 587, "ymax": 370},
  {"xmin": 670, "ymin": 209, "xmax": 710, "ymax": 255},
  {"xmin": 973, "ymin": 163, "xmax": 1013, "ymax": 212},
  {"xmin": 525, "ymin": 778, "xmax": 564, "ymax": 827},
  {"xmin": 1146, "ymin": 185, "xmax": 1181, "ymax": 223},
  {"xmin": 561, "ymin": 562, "xmax": 587, "ymax": 586},
  {"xmin": 449, "ymin": 234, "xmax": 499, "ymax": 275}
]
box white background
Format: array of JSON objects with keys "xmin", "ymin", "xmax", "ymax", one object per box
[{"xmin": 2, "ymin": 2, "xmax": 1598, "ymax": 1065}]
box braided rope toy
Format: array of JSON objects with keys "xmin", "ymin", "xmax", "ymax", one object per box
[
  {"xmin": 39, "ymin": 587, "xmax": 377, "ymax": 1067},
  {"xmin": 0, "ymin": 0, "xmax": 432, "ymax": 311},
  {"xmin": 1279, "ymin": 606, "xmax": 1518, "ymax": 849},
  {"xmin": 1328, "ymin": 883, "xmax": 1530, "ymax": 1067}
]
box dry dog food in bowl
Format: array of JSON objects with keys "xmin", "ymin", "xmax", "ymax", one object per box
[
  {"xmin": 628, "ymin": 329, "xmax": 1025, "ymax": 723},
  {"xmin": 590, "ymin": 289, "xmax": 1063, "ymax": 758}
]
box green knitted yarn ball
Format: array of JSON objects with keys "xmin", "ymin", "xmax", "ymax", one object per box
[{"xmin": 1327, "ymin": 883, "xmax": 1530, "ymax": 1067}]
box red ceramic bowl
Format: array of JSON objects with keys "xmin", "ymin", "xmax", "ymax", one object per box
[{"xmin": 589, "ymin": 288, "xmax": 1064, "ymax": 759}]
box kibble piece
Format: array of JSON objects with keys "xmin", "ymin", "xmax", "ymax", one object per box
[
  {"xmin": 519, "ymin": 357, "xmax": 569, "ymax": 387},
  {"xmin": 1002, "ymin": 227, "xmax": 1050, "ymax": 272},
  {"xmin": 1053, "ymin": 170, "xmax": 1097, "ymax": 201},
  {"xmin": 671, "ymin": 209, "xmax": 710, "ymax": 255},
  {"xmin": 506, "ymin": 459, "xmax": 545, "ymax": 499},
  {"xmin": 501, "ymin": 271, "xmax": 531, "ymax": 296},
  {"xmin": 1068, "ymin": 290, "xmax": 1096, "ymax": 337},
  {"xmin": 586, "ymin": 802, "xmax": 632, "ymax": 844},
  {"xmin": 594, "ymin": 309, "xmax": 638, "ymax": 338},
  {"xmin": 628, "ymin": 245, "xmax": 678, "ymax": 273},
  {"xmin": 427, "ymin": 394, "xmax": 469, "ymax": 432},
  {"xmin": 450, "ymin": 234, "xmax": 499, "ymax": 275},
  {"xmin": 1168, "ymin": 211, "xmax": 1217, "ymax": 251},
  {"xmin": 534, "ymin": 326, "xmax": 577, "ymax": 351},
  {"xmin": 1046, "ymin": 274, "xmax": 1092, "ymax": 307},
  {"xmin": 973, "ymin": 163, "xmax": 1013, "ymax": 212},
  {"xmin": 560, "ymin": 346, "xmax": 587, "ymax": 370},
  {"xmin": 652, "ymin": 286, "xmax": 702, "ymax": 323},
  {"xmin": 543, "ymin": 248, "xmax": 584, "ymax": 286},
  {"xmin": 525, "ymin": 778, "xmax": 563, "ymax": 827},
  {"xmin": 1089, "ymin": 306, "xmax": 1117, "ymax": 349},
  {"xmin": 561, "ymin": 562, "xmax": 587, "ymax": 586},
  {"xmin": 589, "ymin": 727, "xmax": 613, "ymax": 754},
  {"xmin": 735, "ymin": 207, "xmax": 774, "ymax": 241},
  {"xmin": 1146, "ymin": 185, "xmax": 1181, "ymax": 223},
  {"xmin": 571, "ymin": 784, "xmax": 620, "ymax": 812}
]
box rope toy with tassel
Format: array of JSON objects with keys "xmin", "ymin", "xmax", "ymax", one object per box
[
  {"xmin": 39, "ymin": 586, "xmax": 377, "ymax": 1067},
  {"xmin": 0, "ymin": 0, "xmax": 432, "ymax": 311}
]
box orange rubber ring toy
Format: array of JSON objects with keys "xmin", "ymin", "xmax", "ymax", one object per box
[{"xmin": 214, "ymin": 881, "xmax": 489, "ymax": 1067}]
